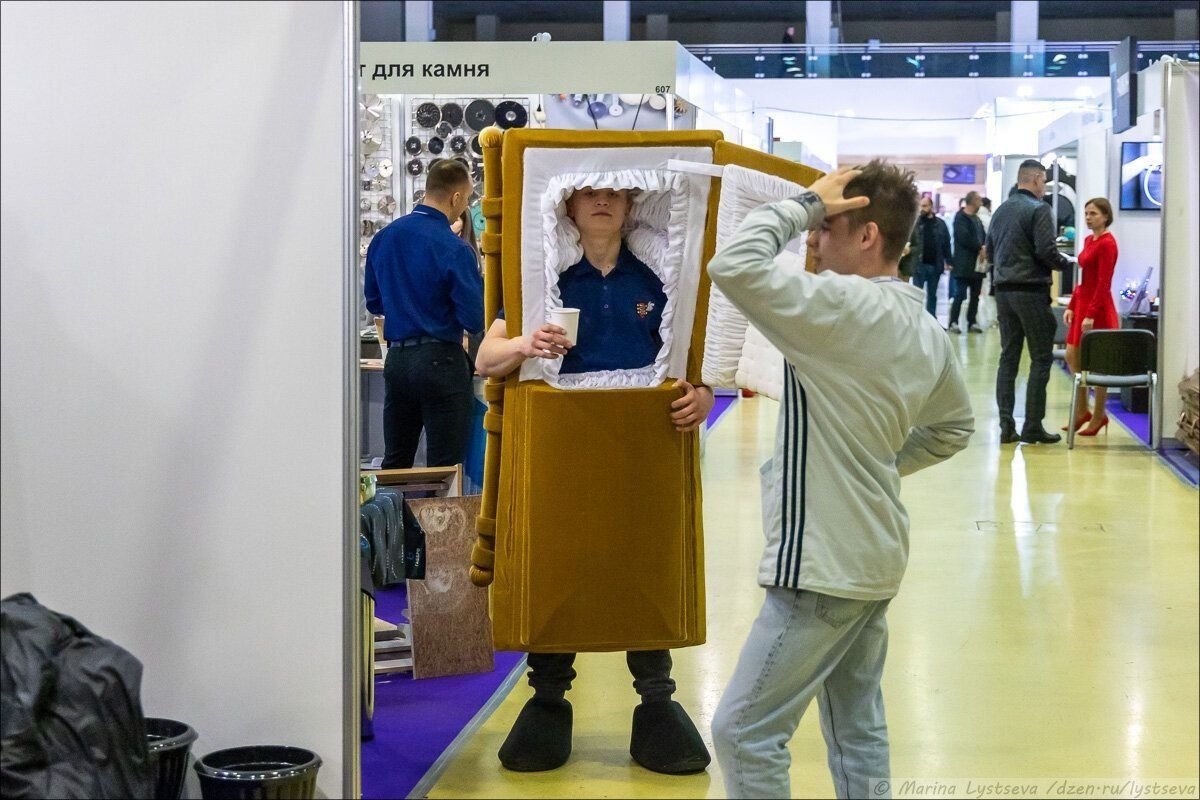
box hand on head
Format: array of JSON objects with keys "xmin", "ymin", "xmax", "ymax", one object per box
[{"xmin": 809, "ymin": 167, "xmax": 871, "ymax": 217}]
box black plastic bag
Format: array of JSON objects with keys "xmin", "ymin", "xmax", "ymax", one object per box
[{"xmin": 1, "ymin": 593, "xmax": 152, "ymax": 799}]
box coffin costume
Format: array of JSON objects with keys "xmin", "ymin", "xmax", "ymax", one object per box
[{"xmin": 468, "ymin": 126, "xmax": 822, "ymax": 773}]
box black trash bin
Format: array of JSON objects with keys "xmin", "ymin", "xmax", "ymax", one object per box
[
  {"xmin": 194, "ymin": 746, "xmax": 322, "ymax": 800},
  {"xmin": 145, "ymin": 718, "xmax": 199, "ymax": 800}
]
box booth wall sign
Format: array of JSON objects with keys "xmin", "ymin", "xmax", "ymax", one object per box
[{"xmin": 360, "ymin": 42, "xmax": 679, "ymax": 95}]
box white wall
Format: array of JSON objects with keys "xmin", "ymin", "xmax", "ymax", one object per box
[
  {"xmin": 1073, "ymin": 122, "xmax": 1109, "ymax": 256},
  {"xmin": 1159, "ymin": 62, "xmax": 1200, "ymax": 441},
  {"xmin": 1, "ymin": 2, "xmax": 353, "ymax": 797}
]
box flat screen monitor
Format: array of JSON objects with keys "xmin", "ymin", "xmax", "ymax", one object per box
[
  {"xmin": 1111, "ymin": 36, "xmax": 1137, "ymax": 134},
  {"xmin": 1119, "ymin": 141, "xmax": 1163, "ymax": 210},
  {"xmin": 942, "ymin": 164, "xmax": 976, "ymax": 184}
]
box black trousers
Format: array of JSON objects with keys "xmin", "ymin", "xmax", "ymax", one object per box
[
  {"xmin": 381, "ymin": 341, "xmax": 474, "ymax": 469},
  {"xmin": 527, "ymin": 650, "xmax": 676, "ymax": 703},
  {"xmin": 949, "ymin": 273, "xmax": 984, "ymax": 327},
  {"xmin": 995, "ymin": 291, "xmax": 1056, "ymax": 434}
]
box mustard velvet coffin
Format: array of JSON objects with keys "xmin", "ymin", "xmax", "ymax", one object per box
[
  {"xmin": 493, "ymin": 382, "xmax": 703, "ymax": 651},
  {"xmin": 473, "ymin": 128, "xmax": 821, "ymax": 653}
]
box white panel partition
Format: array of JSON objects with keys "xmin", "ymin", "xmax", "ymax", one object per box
[
  {"xmin": 1, "ymin": 2, "xmax": 356, "ymax": 797},
  {"xmin": 1159, "ymin": 62, "xmax": 1200, "ymax": 443}
]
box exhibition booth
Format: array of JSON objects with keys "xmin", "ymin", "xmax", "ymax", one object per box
[
  {"xmin": 357, "ymin": 42, "xmax": 758, "ymax": 486},
  {"xmin": 1040, "ymin": 59, "xmax": 1199, "ymax": 449}
]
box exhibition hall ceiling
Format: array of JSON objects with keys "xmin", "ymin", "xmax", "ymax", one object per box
[{"xmin": 433, "ymin": 0, "xmax": 1196, "ymax": 24}]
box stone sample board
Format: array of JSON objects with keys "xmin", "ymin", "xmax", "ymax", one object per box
[{"xmin": 406, "ymin": 495, "xmax": 494, "ymax": 679}]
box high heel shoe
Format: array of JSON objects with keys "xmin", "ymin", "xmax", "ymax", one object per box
[
  {"xmin": 1077, "ymin": 416, "xmax": 1109, "ymax": 437},
  {"xmin": 1061, "ymin": 411, "xmax": 1092, "ymax": 432}
]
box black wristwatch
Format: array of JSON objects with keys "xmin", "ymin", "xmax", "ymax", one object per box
[{"xmin": 790, "ymin": 190, "xmax": 826, "ymax": 229}]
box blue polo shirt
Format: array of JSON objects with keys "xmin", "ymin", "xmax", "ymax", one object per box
[
  {"xmin": 364, "ymin": 204, "xmax": 483, "ymax": 344},
  {"xmin": 557, "ymin": 245, "xmax": 666, "ymax": 374}
]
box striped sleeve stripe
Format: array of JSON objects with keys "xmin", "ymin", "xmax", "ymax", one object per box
[
  {"xmin": 775, "ymin": 363, "xmax": 806, "ymax": 587},
  {"xmin": 791, "ymin": 376, "xmax": 808, "ymax": 587},
  {"xmin": 774, "ymin": 358, "xmax": 790, "ymax": 586}
]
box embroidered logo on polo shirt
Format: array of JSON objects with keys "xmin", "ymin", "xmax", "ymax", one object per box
[{"xmin": 635, "ymin": 300, "xmax": 656, "ymax": 319}]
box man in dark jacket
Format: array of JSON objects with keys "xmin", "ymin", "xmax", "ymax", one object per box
[
  {"xmin": 911, "ymin": 195, "xmax": 952, "ymax": 319},
  {"xmin": 948, "ymin": 191, "xmax": 987, "ymax": 333},
  {"xmin": 986, "ymin": 159, "xmax": 1071, "ymax": 445}
]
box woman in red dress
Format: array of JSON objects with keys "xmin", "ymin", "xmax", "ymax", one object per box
[{"xmin": 1063, "ymin": 197, "xmax": 1120, "ymax": 435}]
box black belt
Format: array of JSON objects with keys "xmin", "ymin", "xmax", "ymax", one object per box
[{"xmin": 388, "ymin": 335, "xmax": 445, "ymax": 348}]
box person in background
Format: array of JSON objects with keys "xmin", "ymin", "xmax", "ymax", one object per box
[
  {"xmin": 780, "ymin": 25, "xmax": 800, "ymax": 76},
  {"xmin": 948, "ymin": 191, "xmax": 987, "ymax": 333},
  {"xmin": 453, "ymin": 209, "xmax": 485, "ymax": 366},
  {"xmin": 986, "ymin": 159, "xmax": 1071, "ymax": 445},
  {"xmin": 977, "ymin": 197, "xmax": 996, "ymax": 328},
  {"xmin": 364, "ymin": 159, "xmax": 483, "ymax": 469},
  {"xmin": 977, "ymin": 196, "xmax": 993, "ymax": 231},
  {"xmin": 911, "ymin": 195, "xmax": 953, "ymax": 319},
  {"xmin": 899, "ymin": 223, "xmax": 919, "ymax": 280},
  {"xmin": 707, "ymin": 162, "xmax": 973, "ymax": 799},
  {"xmin": 1062, "ymin": 197, "xmax": 1120, "ymax": 436},
  {"xmin": 945, "ymin": 199, "xmax": 965, "ymax": 305}
]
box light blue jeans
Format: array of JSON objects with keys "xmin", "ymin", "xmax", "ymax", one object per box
[{"xmin": 712, "ymin": 588, "xmax": 892, "ymax": 799}]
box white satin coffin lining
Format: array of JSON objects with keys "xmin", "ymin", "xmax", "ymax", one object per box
[
  {"xmin": 517, "ymin": 146, "xmax": 714, "ymax": 389},
  {"xmin": 701, "ymin": 163, "xmax": 807, "ymax": 395}
]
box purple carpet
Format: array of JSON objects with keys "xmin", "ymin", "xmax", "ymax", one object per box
[
  {"xmin": 1056, "ymin": 363, "xmax": 1198, "ymax": 487},
  {"xmin": 364, "ymin": 584, "xmax": 525, "ymax": 799},
  {"xmin": 1103, "ymin": 398, "xmax": 1198, "ymax": 487},
  {"xmin": 707, "ymin": 393, "xmax": 736, "ymax": 432},
  {"xmin": 1105, "ymin": 396, "xmax": 1150, "ymax": 444}
]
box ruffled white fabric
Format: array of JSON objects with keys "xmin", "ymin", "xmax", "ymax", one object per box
[
  {"xmin": 702, "ymin": 164, "xmax": 808, "ymax": 400},
  {"xmin": 518, "ymin": 147, "xmax": 714, "ymax": 389}
]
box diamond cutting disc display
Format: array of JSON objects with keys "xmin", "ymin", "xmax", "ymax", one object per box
[
  {"xmin": 465, "ymin": 99, "xmax": 495, "ymax": 131},
  {"xmin": 404, "ymin": 136, "xmax": 423, "ymax": 155},
  {"xmin": 435, "ymin": 121, "xmax": 454, "ymax": 139},
  {"xmin": 406, "ymin": 158, "xmax": 424, "ymax": 176},
  {"xmin": 415, "ymin": 102, "xmax": 440, "ymax": 128},
  {"xmin": 495, "ymin": 100, "xmax": 528, "ymax": 129},
  {"xmin": 450, "ymin": 135, "xmax": 467, "ymax": 154},
  {"xmin": 440, "ymin": 102, "xmax": 464, "ymax": 128},
  {"xmin": 470, "ymin": 135, "xmax": 483, "ymax": 155},
  {"xmin": 427, "ymin": 136, "xmax": 445, "ymax": 155}
]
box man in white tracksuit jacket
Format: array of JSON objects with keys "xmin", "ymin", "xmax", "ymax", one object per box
[{"xmin": 708, "ymin": 162, "xmax": 974, "ymax": 799}]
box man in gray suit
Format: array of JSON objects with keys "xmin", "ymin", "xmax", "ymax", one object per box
[{"xmin": 986, "ymin": 160, "xmax": 1071, "ymax": 445}]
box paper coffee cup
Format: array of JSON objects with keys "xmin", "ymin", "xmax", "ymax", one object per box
[{"xmin": 548, "ymin": 307, "xmax": 579, "ymax": 346}]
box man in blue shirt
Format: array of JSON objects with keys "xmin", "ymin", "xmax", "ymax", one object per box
[
  {"xmin": 476, "ymin": 186, "xmax": 714, "ymax": 776},
  {"xmin": 364, "ymin": 160, "xmax": 483, "ymax": 469}
]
